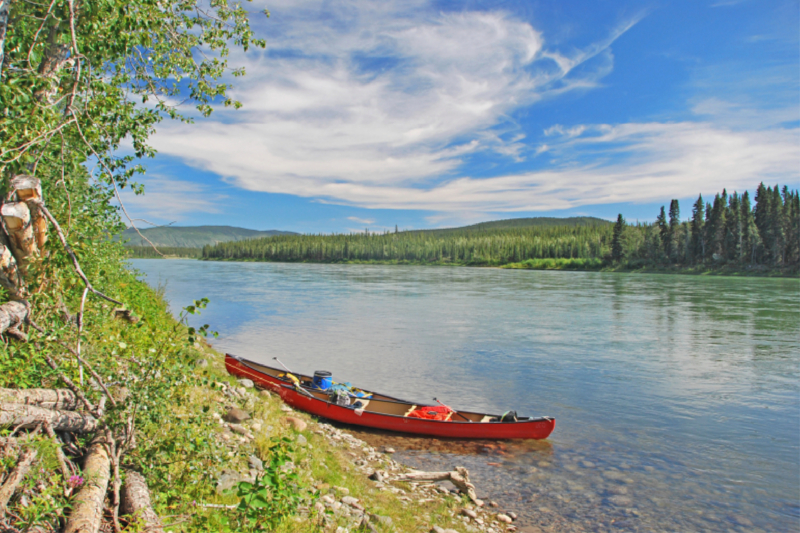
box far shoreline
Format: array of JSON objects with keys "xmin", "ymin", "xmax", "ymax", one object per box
[{"xmin": 128, "ymin": 255, "xmax": 799, "ymax": 279}]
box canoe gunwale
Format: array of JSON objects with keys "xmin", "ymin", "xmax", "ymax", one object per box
[{"xmin": 224, "ymin": 353, "xmax": 556, "ymax": 439}]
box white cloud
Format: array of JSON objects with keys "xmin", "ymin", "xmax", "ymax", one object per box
[
  {"xmin": 116, "ymin": 176, "xmax": 226, "ymax": 224},
  {"xmin": 145, "ymin": 1, "xmax": 798, "ymax": 217},
  {"xmin": 151, "ymin": 1, "xmax": 636, "ymax": 208},
  {"xmin": 346, "ymin": 216, "xmax": 375, "ymax": 225}
]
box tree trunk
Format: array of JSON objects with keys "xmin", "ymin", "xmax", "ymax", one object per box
[
  {"xmin": 11, "ymin": 175, "xmax": 47, "ymax": 250},
  {"xmin": 0, "ymin": 300, "xmax": 28, "ymax": 339},
  {"xmin": 0, "ymin": 388, "xmax": 78, "ymax": 410},
  {"xmin": 121, "ymin": 471, "xmax": 165, "ymax": 532},
  {"xmin": 393, "ymin": 467, "xmax": 478, "ymax": 502},
  {"xmin": 0, "ymin": 448, "xmax": 37, "ymax": 518},
  {"xmin": 0, "ymin": 243, "xmax": 24, "ymax": 299},
  {"xmin": 1, "ymin": 202, "xmax": 37, "ymax": 272},
  {"xmin": 0, "ymin": 403, "xmax": 97, "ymax": 432},
  {"xmin": 64, "ymin": 437, "xmax": 110, "ymax": 533},
  {"xmin": 0, "ymin": 0, "xmax": 11, "ymax": 78}
]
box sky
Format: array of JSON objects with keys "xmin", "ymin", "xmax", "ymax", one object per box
[{"xmin": 119, "ymin": 0, "xmax": 799, "ymax": 234}]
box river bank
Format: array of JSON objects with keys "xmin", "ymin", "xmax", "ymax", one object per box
[
  {"xmin": 181, "ymin": 255, "xmax": 799, "ymax": 277},
  {"xmin": 0, "ymin": 265, "xmax": 527, "ymax": 532}
]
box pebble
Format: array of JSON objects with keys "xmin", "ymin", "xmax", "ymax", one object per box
[
  {"xmin": 497, "ymin": 513, "xmax": 512, "ymax": 523},
  {"xmin": 461, "ymin": 508, "xmax": 478, "ymax": 519},
  {"xmin": 369, "ymin": 471, "xmax": 384, "ymax": 482},
  {"xmin": 260, "ymin": 389, "xmax": 272, "ymax": 397},
  {"xmin": 224, "ymin": 408, "xmax": 250, "ymax": 423},
  {"xmin": 216, "ymin": 470, "xmax": 244, "ymax": 493},
  {"xmin": 297, "ymin": 434, "xmax": 308, "ymax": 446},
  {"xmin": 321, "ymin": 494, "xmax": 335, "ymax": 504},
  {"xmin": 248, "ymin": 455, "xmax": 263, "ymax": 472},
  {"xmin": 285, "ymin": 416, "xmax": 307, "ymax": 431},
  {"xmin": 196, "ymin": 358, "xmax": 208, "ymax": 368},
  {"xmin": 237, "ymin": 378, "xmax": 255, "ymax": 388},
  {"xmin": 251, "ymin": 422, "xmax": 262, "ymax": 432},
  {"xmin": 508, "ymin": 512, "xmax": 518, "ymax": 520}
]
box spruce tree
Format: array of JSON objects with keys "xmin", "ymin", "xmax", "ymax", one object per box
[
  {"xmin": 741, "ymin": 191, "xmax": 759, "ymax": 265},
  {"xmin": 668, "ymin": 199, "xmax": 681, "ymax": 263},
  {"xmin": 771, "ymin": 185, "xmax": 786, "ymax": 265},
  {"xmin": 656, "ymin": 206, "xmax": 668, "ymax": 260},
  {"xmin": 691, "ymin": 195, "xmax": 705, "ymax": 263},
  {"xmin": 612, "ymin": 214, "xmax": 625, "ymax": 263},
  {"xmin": 725, "ymin": 193, "xmax": 742, "ymax": 262}
]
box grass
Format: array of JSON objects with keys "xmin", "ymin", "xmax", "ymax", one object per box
[{"xmin": 183, "ymin": 344, "xmax": 471, "ymax": 533}]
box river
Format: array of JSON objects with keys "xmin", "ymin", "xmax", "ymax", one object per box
[{"xmin": 129, "ymin": 259, "xmax": 799, "ymax": 533}]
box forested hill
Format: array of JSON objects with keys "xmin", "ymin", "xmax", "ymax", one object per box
[
  {"xmin": 202, "ymin": 184, "xmax": 799, "ymax": 275},
  {"xmin": 415, "ymin": 216, "xmax": 611, "ymax": 235},
  {"xmin": 119, "ymin": 225, "xmax": 297, "ymax": 248}
]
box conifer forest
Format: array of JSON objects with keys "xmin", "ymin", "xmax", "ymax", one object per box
[{"xmin": 202, "ymin": 183, "xmax": 799, "ymax": 274}]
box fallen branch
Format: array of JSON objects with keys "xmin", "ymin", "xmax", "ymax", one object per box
[
  {"xmin": 64, "ymin": 436, "xmax": 110, "ymax": 533},
  {"xmin": 33, "ymin": 201, "xmax": 122, "ymax": 306},
  {"xmin": 0, "ymin": 388, "xmax": 78, "ymax": 410},
  {"xmin": 393, "ymin": 467, "xmax": 478, "ymax": 503},
  {"xmin": 29, "ymin": 320, "xmax": 118, "ymax": 412},
  {"xmin": 0, "ymin": 403, "xmax": 97, "ymax": 433},
  {"xmin": 44, "ymin": 421, "xmax": 72, "ymax": 479},
  {"xmin": 121, "ymin": 471, "xmax": 165, "ymax": 533},
  {"xmin": 0, "ymin": 448, "xmax": 37, "ymax": 518}
]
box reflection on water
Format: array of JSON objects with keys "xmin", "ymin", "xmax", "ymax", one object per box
[{"xmin": 130, "ymin": 260, "xmax": 800, "ymax": 532}]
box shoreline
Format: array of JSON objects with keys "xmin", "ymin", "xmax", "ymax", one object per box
[{"xmin": 129, "ymin": 255, "xmax": 799, "ymax": 278}]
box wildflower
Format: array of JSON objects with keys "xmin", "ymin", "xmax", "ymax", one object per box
[{"xmin": 68, "ymin": 475, "xmax": 84, "ymax": 489}]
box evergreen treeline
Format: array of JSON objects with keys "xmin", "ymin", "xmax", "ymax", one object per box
[
  {"xmin": 611, "ymin": 183, "xmax": 799, "ymax": 269},
  {"xmin": 127, "ymin": 246, "xmax": 202, "ymax": 259},
  {"xmin": 202, "ymin": 183, "xmax": 799, "ymax": 272},
  {"xmin": 203, "ymin": 225, "xmax": 611, "ymax": 265}
]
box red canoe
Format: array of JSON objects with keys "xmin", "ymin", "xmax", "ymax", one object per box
[{"xmin": 225, "ymin": 354, "xmax": 555, "ymax": 440}]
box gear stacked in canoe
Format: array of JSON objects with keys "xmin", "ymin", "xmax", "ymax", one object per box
[{"xmin": 225, "ymin": 353, "xmax": 555, "ymax": 440}]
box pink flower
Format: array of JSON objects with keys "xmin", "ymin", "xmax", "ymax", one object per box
[{"xmin": 68, "ymin": 475, "xmax": 84, "ymax": 488}]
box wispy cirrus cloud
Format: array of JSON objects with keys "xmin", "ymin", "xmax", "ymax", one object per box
[
  {"xmin": 116, "ymin": 176, "xmax": 227, "ymax": 224},
  {"xmin": 151, "ymin": 1, "xmax": 639, "ymax": 209},
  {"xmin": 146, "ymin": 0, "xmax": 797, "ymax": 219}
]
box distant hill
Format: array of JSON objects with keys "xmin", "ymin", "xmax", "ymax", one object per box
[
  {"xmin": 118, "ymin": 225, "xmax": 297, "ymax": 248},
  {"xmin": 412, "ymin": 216, "xmax": 612, "ymax": 235}
]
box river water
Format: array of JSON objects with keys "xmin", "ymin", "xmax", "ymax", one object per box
[{"xmin": 129, "ymin": 259, "xmax": 799, "ymax": 533}]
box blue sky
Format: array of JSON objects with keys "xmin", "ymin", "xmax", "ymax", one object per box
[{"xmin": 120, "ymin": 0, "xmax": 799, "ymax": 233}]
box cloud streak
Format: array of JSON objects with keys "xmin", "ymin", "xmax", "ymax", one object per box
[{"xmin": 146, "ymin": 0, "xmax": 797, "ymax": 217}]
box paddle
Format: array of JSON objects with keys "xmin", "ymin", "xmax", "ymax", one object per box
[
  {"xmin": 433, "ymin": 397, "xmax": 472, "ymax": 423},
  {"xmin": 273, "ymin": 357, "xmax": 315, "ymax": 399}
]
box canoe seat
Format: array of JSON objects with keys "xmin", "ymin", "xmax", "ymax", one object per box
[
  {"xmin": 480, "ymin": 415, "xmax": 493, "ymax": 423},
  {"xmin": 404, "ymin": 405, "xmax": 417, "ymax": 417}
]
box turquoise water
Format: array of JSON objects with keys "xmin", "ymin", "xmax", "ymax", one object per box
[{"xmin": 130, "ymin": 259, "xmax": 800, "ymax": 532}]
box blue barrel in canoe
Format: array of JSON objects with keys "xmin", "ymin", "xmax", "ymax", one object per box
[{"xmin": 312, "ymin": 370, "xmax": 332, "ymax": 390}]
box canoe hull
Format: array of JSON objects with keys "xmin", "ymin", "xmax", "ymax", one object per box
[
  {"xmin": 277, "ymin": 385, "xmax": 555, "ymax": 440},
  {"xmin": 225, "ymin": 355, "xmax": 555, "ymax": 440}
]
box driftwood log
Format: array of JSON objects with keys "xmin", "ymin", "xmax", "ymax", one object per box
[
  {"xmin": 0, "ymin": 403, "xmax": 97, "ymax": 433},
  {"xmin": 0, "ymin": 300, "xmax": 28, "ymax": 340},
  {"xmin": 393, "ymin": 467, "xmax": 478, "ymax": 503},
  {"xmin": 0, "ymin": 388, "xmax": 78, "ymax": 410},
  {"xmin": 121, "ymin": 471, "xmax": 165, "ymax": 533},
  {"xmin": 0, "ymin": 448, "xmax": 37, "ymax": 518},
  {"xmin": 64, "ymin": 437, "xmax": 110, "ymax": 533}
]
